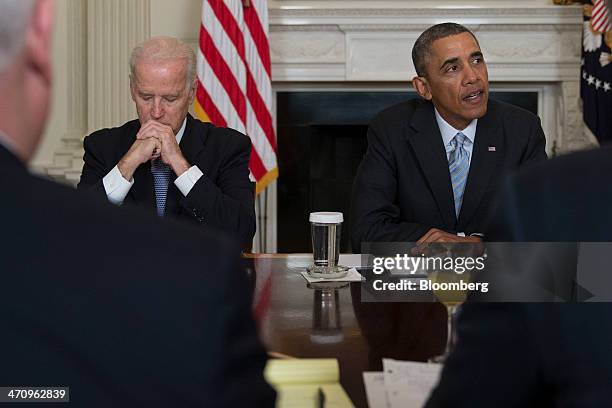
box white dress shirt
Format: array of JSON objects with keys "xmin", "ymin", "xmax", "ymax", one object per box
[
  {"xmin": 102, "ymin": 118, "xmax": 204, "ymax": 205},
  {"xmin": 434, "ymin": 108, "xmax": 477, "ymax": 166}
]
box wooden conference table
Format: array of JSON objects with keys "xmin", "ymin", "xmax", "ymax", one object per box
[{"xmin": 243, "ymin": 254, "xmax": 448, "ymax": 408}]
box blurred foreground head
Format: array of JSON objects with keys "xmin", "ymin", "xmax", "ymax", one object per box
[{"xmin": 0, "ymin": 0, "xmax": 53, "ymax": 162}]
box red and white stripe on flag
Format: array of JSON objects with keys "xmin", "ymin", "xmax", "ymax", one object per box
[
  {"xmin": 195, "ymin": 0, "xmax": 278, "ymax": 194},
  {"xmin": 592, "ymin": 0, "xmax": 611, "ymax": 34}
]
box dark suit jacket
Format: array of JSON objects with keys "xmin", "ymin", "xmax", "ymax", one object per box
[
  {"xmin": 0, "ymin": 145, "xmax": 274, "ymax": 407},
  {"xmin": 350, "ymin": 98, "xmax": 547, "ymax": 251},
  {"xmin": 486, "ymin": 146, "xmax": 612, "ymax": 241},
  {"xmin": 428, "ymin": 303, "xmax": 612, "ymax": 408},
  {"xmin": 77, "ymin": 114, "xmax": 256, "ymax": 247},
  {"xmin": 428, "ymin": 148, "xmax": 612, "ymax": 407}
]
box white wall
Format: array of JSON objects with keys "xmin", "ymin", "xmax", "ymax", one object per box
[{"xmin": 150, "ymin": 0, "xmax": 200, "ymax": 41}]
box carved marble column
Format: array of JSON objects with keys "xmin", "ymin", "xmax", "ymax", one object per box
[
  {"xmin": 556, "ymin": 80, "xmax": 598, "ymax": 153},
  {"xmin": 42, "ymin": 0, "xmax": 151, "ymax": 183},
  {"xmin": 87, "ymin": 0, "xmax": 150, "ymax": 132},
  {"xmin": 42, "ymin": 0, "xmax": 88, "ymax": 182},
  {"xmin": 556, "ymin": 26, "xmax": 597, "ymax": 154}
]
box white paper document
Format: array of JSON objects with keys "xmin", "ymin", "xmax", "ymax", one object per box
[
  {"xmin": 382, "ymin": 359, "xmax": 442, "ymax": 408},
  {"xmin": 363, "ymin": 372, "xmax": 390, "ymax": 408}
]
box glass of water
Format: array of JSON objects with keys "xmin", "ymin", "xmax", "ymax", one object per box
[{"xmin": 308, "ymin": 212, "xmax": 347, "ymax": 279}]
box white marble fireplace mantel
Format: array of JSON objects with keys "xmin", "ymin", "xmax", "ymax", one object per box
[{"xmin": 268, "ymin": 2, "xmax": 588, "ymax": 154}]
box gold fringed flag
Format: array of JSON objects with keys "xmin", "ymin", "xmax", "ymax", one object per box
[{"xmin": 195, "ymin": 0, "xmax": 278, "ymax": 194}]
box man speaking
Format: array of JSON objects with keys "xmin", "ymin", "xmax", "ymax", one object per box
[
  {"xmin": 427, "ymin": 2, "xmax": 612, "ymax": 406},
  {"xmin": 351, "ymin": 23, "xmax": 547, "ymax": 250},
  {"xmin": 78, "ymin": 37, "xmax": 255, "ymax": 247}
]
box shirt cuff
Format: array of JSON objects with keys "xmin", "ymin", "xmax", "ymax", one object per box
[
  {"xmin": 174, "ymin": 165, "xmax": 204, "ymax": 197},
  {"xmin": 458, "ymin": 232, "xmax": 485, "ymax": 238},
  {"xmin": 102, "ymin": 165, "xmax": 134, "ymax": 205}
]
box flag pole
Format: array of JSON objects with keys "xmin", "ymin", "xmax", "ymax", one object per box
[
  {"xmin": 263, "ymin": 187, "xmax": 268, "ymax": 252},
  {"xmin": 256, "ymin": 193, "xmax": 263, "ymax": 252}
]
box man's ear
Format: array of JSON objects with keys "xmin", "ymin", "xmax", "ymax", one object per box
[
  {"xmin": 188, "ymin": 78, "xmax": 197, "ymax": 104},
  {"xmin": 412, "ymin": 76, "xmax": 432, "ymax": 101},
  {"xmin": 129, "ymin": 75, "xmax": 137, "ymax": 101},
  {"xmin": 23, "ymin": 0, "xmax": 54, "ymax": 87}
]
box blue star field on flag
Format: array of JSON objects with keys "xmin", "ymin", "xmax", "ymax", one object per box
[{"xmin": 582, "ymin": 0, "xmax": 612, "ymax": 143}]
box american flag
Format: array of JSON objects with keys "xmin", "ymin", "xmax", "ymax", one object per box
[
  {"xmin": 591, "ymin": 0, "xmax": 611, "ymax": 33},
  {"xmin": 195, "ymin": 0, "xmax": 278, "ymax": 194},
  {"xmin": 582, "ymin": 0, "xmax": 612, "ymax": 143}
]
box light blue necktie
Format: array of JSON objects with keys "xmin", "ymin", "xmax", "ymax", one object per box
[
  {"xmin": 447, "ymin": 132, "xmax": 471, "ymax": 218},
  {"xmin": 151, "ymin": 158, "xmax": 172, "ymax": 217}
]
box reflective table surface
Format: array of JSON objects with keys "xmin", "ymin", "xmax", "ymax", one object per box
[{"xmin": 244, "ymin": 254, "xmax": 447, "ymax": 408}]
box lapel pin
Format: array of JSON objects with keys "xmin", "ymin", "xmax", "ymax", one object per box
[{"xmin": 488, "ymin": 146, "xmax": 496, "ymax": 152}]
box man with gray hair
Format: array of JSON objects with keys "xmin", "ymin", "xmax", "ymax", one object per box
[
  {"xmin": 0, "ymin": 1, "xmax": 274, "ymax": 405},
  {"xmin": 78, "ymin": 36, "xmax": 255, "ymax": 247}
]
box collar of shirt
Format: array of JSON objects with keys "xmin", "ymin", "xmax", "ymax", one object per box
[
  {"xmin": 434, "ymin": 108, "xmax": 477, "ymax": 149},
  {"xmin": 175, "ymin": 117, "xmax": 187, "ymax": 144},
  {"xmin": 0, "ymin": 129, "xmax": 19, "ymax": 157}
]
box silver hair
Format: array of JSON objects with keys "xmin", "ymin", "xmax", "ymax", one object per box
[
  {"xmin": 129, "ymin": 36, "xmax": 196, "ymax": 90},
  {"xmin": 0, "ymin": 0, "xmax": 35, "ymax": 72}
]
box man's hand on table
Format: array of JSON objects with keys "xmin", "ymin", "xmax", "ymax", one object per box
[{"xmin": 412, "ymin": 228, "xmax": 483, "ymax": 256}]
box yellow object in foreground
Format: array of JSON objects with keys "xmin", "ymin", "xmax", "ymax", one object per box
[{"xmin": 264, "ymin": 359, "xmax": 354, "ymax": 408}]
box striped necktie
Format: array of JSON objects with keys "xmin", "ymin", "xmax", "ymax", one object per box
[
  {"xmin": 448, "ymin": 132, "xmax": 471, "ymax": 218},
  {"xmin": 151, "ymin": 158, "xmax": 172, "ymax": 217}
]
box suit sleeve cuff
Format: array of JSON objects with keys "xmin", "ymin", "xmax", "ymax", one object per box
[
  {"xmin": 174, "ymin": 165, "xmax": 204, "ymax": 197},
  {"xmin": 102, "ymin": 165, "xmax": 133, "ymax": 205}
]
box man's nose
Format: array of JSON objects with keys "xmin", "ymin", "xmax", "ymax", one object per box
[
  {"xmin": 151, "ymin": 99, "xmax": 164, "ymax": 119},
  {"xmin": 463, "ymin": 64, "xmax": 478, "ymax": 85}
]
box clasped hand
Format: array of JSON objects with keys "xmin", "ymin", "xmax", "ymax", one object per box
[
  {"xmin": 136, "ymin": 120, "xmax": 187, "ymax": 167},
  {"xmin": 118, "ymin": 120, "xmax": 190, "ymax": 180}
]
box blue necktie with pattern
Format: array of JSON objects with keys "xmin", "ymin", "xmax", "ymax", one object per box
[
  {"xmin": 151, "ymin": 158, "xmax": 172, "ymax": 217},
  {"xmin": 447, "ymin": 132, "xmax": 471, "ymax": 218}
]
